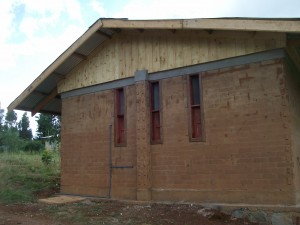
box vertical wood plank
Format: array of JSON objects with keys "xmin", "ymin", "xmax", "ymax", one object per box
[
  {"xmin": 159, "ymin": 35, "xmax": 167, "ymax": 71},
  {"xmin": 119, "ymin": 34, "xmax": 126, "ymax": 78},
  {"xmin": 145, "ymin": 35, "xmax": 153, "ymax": 72},
  {"xmin": 152, "ymin": 34, "xmax": 160, "ymax": 72},
  {"xmin": 199, "ymin": 38, "xmax": 208, "ymax": 64},
  {"xmin": 138, "ymin": 33, "xmax": 146, "ymax": 70},
  {"xmin": 191, "ymin": 36, "xmax": 200, "ymax": 65},
  {"xmin": 183, "ymin": 35, "xmax": 192, "ymax": 66},
  {"xmin": 175, "ymin": 34, "xmax": 183, "ymax": 68},
  {"xmin": 226, "ymin": 39, "xmax": 236, "ymax": 58},
  {"xmin": 114, "ymin": 36, "xmax": 120, "ymax": 80},
  {"xmin": 167, "ymin": 33, "xmax": 175, "ymax": 69},
  {"xmin": 209, "ymin": 37, "xmax": 218, "ymax": 61},
  {"xmin": 235, "ymin": 38, "xmax": 246, "ymax": 56},
  {"xmin": 245, "ymin": 38, "xmax": 255, "ymax": 54},
  {"xmin": 131, "ymin": 35, "xmax": 139, "ymax": 74},
  {"xmin": 124, "ymin": 35, "xmax": 132, "ymax": 77},
  {"xmin": 109, "ymin": 38, "xmax": 116, "ymax": 81}
]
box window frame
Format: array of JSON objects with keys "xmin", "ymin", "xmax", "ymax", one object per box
[
  {"xmin": 188, "ymin": 74, "xmax": 205, "ymax": 142},
  {"xmin": 149, "ymin": 81, "xmax": 163, "ymax": 144},
  {"xmin": 114, "ymin": 87, "xmax": 126, "ymax": 146}
]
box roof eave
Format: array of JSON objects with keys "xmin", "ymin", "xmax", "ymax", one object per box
[{"xmin": 101, "ymin": 18, "xmax": 300, "ymax": 33}]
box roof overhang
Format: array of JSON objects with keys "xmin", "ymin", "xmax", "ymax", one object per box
[{"xmin": 8, "ymin": 18, "xmax": 300, "ymax": 116}]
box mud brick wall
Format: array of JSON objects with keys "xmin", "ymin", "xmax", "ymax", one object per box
[
  {"xmin": 60, "ymin": 58, "xmax": 296, "ymax": 205},
  {"xmin": 61, "ymin": 86, "xmax": 138, "ymax": 199},
  {"xmin": 111, "ymin": 85, "xmax": 137, "ymax": 200},
  {"xmin": 60, "ymin": 90, "xmax": 114, "ymax": 196},
  {"xmin": 285, "ymin": 58, "xmax": 300, "ymax": 204},
  {"xmin": 151, "ymin": 59, "xmax": 295, "ymax": 204}
]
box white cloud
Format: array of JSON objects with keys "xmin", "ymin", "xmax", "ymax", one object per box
[
  {"xmin": 90, "ymin": 0, "xmax": 107, "ymax": 17},
  {"xmin": 65, "ymin": 0, "xmax": 84, "ymax": 21},
  {"xmin": 113, "ymin": 0, "xmax": 300, "ymax": 19},
  {"xmin": 0, "ymin": 0, "xmax": 85, "ymax": 70},
  {"xmin": 0, "ymin": 0, "xmax": 16, "ymax": 42},
  {"xmin": 16, "ymin": 0, "xmax": 83, "ymax": 38},
  {"xmin": 0, "ymin": 0, "xmax": 86, "ymax": 113},
  {"xmin": 113, "ymin": 0, "xmax": 237, "ymax": 19},
  {"xmin": 19, "ymin": 16, "xmax": 39, "ymax": 38}
]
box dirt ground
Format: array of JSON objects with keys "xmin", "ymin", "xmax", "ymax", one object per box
[{"xmin": 0, "ymin": 199, "xmax": 264, "ymax": 225}]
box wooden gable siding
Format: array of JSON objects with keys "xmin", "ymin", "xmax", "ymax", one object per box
[{"xmin": 58, "ymin": 29, "xmax": 286, "ymax": 93}]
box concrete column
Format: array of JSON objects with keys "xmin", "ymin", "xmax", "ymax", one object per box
[{"xmin": 135, "ymin": 70, "xmax": 152, "ymax": 201}]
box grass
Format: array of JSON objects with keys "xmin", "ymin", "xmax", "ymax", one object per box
[{"xmin": 0, "ymin": 150, "xmax": 60, "ymax": 204}]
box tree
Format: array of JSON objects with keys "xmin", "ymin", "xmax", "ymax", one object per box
[
  {"xmin": 0, "ymin": 107, "xmax": 4, "ymax": 131},
  {"xmin": 4, "ymin": 110, "xmax": 18, "ymax": 130},
  {"xmin": 36, "ymin": 113, "xmax": 61, "ymax": 141},
  {"xmin": 0, "ymin": 107, "xmax": 4, "ymax": 147},
  {"xmin": 18, "ymin": 112, "xmax": 32, "ymax": 140},
  {"xmin": 0, "ymin": 109, "xmax": 22, "ymax": 151}
]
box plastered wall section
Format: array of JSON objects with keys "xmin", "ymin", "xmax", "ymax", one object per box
[
  {"xmin": 284, "ymin": 58, "xmax": 300, "ymax": 204},
  {"xmin": 58, "ymin": 30, "xmax": 286, "ymax": 93},
  {"xmin": 60, "ymin": 86, "xmax": 137, "ymax": 199},
  {"xmin": 151, "ymin": 59, "xmax": 294, "ymax": 205}
]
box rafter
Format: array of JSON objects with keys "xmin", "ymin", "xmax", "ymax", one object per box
[
  {"xmin": 31, "ymin": 88, "xmax": 58, "ymax": 116},
  {"xmin": 96, "ymin": 30, "xmax": 112, "ymax": 39},
  {"xmin": 52, "ymin": 72, "xmax": 66, "ymax": 79},
  {"xmin": 72, "ymin": 52, "xmax": 87, "ymax": 60}
]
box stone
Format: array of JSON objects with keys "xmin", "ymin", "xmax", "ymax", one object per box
[
  {"xmin": 197, "ymin": 208, "xmax": 215, "ymax": 218},
  {"xmin": 231, "ymin": 208, "xmax": 249, "ymax": 219},
  {"xmin": 271, "ymin": 213, "xmax": 293, "ymax": 225},
  {"xmin": 247, "ymin": 211, "xmax": 269, "ymax": 224}
]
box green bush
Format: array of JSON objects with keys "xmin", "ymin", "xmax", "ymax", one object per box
[
  {"xmin": 41, "ymin": 150, "xmax": 53, "ymax": 165},
  {"xmin": 24, "ymin": 140, "xmax": 44, "ymax": 152},
  {"xmin": 0, "ymin": 129, "xmax": 23, "ymax": 151}
]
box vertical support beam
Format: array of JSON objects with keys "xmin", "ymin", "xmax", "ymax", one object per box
[{"xmin": 135, "ymin": 70, "xmax": 152, "ymax": 201}]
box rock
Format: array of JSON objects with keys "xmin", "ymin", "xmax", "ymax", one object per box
[
  {"xmin": 247, "ymin": 211, "xmax": 269, "ymax": 224},
  {"xmin": 271, "ymin": 213, "xmax": 293, "ymax": 225},
  {"xmin": 82, "ymin": 199, "xmax": 94, "ymax": 205},
  {"xmin": 201, "ymin": 203, "xmax": 221, "ymax": 211},
  {"xmin": 197, "ymin": 208, "xmax": 215, "ymax": 218},
  {"xmin": 231, "ymin": 208, "xmax": 249, "ymax": 219},
  {"xmin": 197, "ymin": 207, "xmax": 228, "ymax": 220}
]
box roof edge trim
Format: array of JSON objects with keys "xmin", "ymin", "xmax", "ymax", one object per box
[{"xmin": 101, "ymin": 18, "xmax": 300, "ymax": 33}]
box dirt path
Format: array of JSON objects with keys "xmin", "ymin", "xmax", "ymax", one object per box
[
  {"xmin": 0, "ymin": 204, "xmax": 57, "ymax": 225},
  {"xmin": 0, "ymin": 200, "xmax": 261, "ymax": 225}
]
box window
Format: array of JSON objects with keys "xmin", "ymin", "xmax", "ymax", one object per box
[
  {"xmin": 115, "ymin": 88, "xmax": 125, "ymax": 145},
  {"xmin": 189, "ymin": 75, "xmax": 203, "ymax": 141},
  {"xmin": 150, "ymin": 81, "xmax": 161, "ymax": 143}
]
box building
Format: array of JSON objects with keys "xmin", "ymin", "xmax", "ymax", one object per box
[{"xmin": 8, "ymin": 18, "xmax": 300, "ymax": 206}]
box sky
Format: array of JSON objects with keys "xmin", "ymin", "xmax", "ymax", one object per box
[{"xmin": 0, "ymin": 0, "xmax": 300, "ymax": 135}]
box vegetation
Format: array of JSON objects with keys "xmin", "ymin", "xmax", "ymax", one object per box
[
  {"xmin": 18, "ymin": 112, "xmax": 33, "ymax": 140},
  {"xmin": 0, "ymin": 151, "xmax": 60, "ymax": 204},
  {"xmin": 0, "ymin": 107, "xmax": 61, "ymax": 204},
  {"xmin": 0, "ymin": 107, "xmax": 60, "ymax": 151},
  {"xmin": 41, "ymin": 150, "xmax": 55, "ymax": 165},
  {"xmin": 36, "ymin": 113, "xmax": 61, "ymax": 142}
]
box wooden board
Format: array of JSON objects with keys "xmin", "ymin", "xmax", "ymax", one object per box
[{"xmin": 58, "ymin": 30, "xmax": 286, "ymax": 93}]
